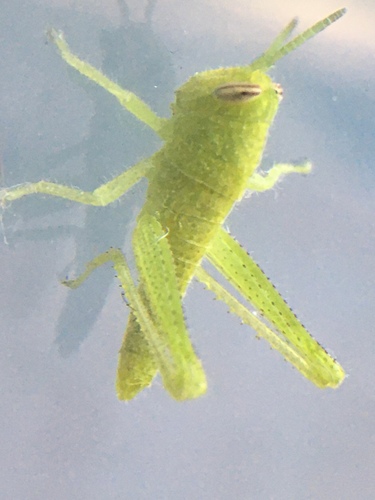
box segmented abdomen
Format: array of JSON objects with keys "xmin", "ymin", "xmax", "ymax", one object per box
[{"xmin": 141, "ymin": 156, "xmax": 243, "ymax": 293}]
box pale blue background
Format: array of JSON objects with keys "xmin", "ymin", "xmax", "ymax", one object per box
[{"xmin": 1, "ymin": 1, "xmax": 374, "ymax": 498}]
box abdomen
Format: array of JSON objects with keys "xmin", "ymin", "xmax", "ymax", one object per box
[{"xmin": 141, "ymin": 155, "xmax": 240, "ymax": 293}]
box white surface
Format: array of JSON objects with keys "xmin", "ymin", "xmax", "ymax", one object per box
[{"xmin": 1, "ymin": 1, "xmax": 373, "ymax": 499}]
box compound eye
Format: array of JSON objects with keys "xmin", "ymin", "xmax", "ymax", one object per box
[
  {"xmin": 214, "ymin": 83, "xmax": 262, "ymax": 102},
  {"xmin": 274, "ymin": 83, "xmax": 283, "ymax": 100}
]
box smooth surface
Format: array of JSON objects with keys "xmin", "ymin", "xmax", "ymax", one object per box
[{"xmin": 1, "ymin": 1, "xmax": 374, "ymax": 499}]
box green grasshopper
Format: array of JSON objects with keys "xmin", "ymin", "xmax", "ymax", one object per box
[{"xmin": 1, "ymin": 9, "xmax": 346, "ymax": 400}]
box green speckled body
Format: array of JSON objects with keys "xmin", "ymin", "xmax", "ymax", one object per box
[
  {"xmin": 117, "ymin": 69, "xmax": 280, "ymax": 398},
  {"xmin": 142, "ymin": 69, "xmax": 278, "ymax": 290}
]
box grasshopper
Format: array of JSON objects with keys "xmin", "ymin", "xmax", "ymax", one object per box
[{"xmin": 1, "ymin": 9, "xmax": 346, "ymax": 400}]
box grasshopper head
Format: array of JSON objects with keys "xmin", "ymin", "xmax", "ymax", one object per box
[{"xmin": 172, "ymin": 9, "xmax": 346, "ymax": 127}]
